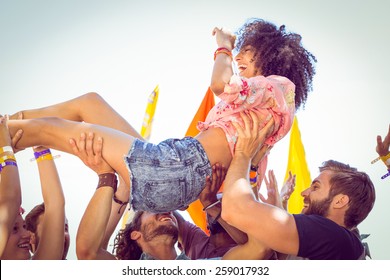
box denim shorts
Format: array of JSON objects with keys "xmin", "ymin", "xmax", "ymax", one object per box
[{"xmin": 124, "ymin": 137, "xmax": 212, "ymax": 213}]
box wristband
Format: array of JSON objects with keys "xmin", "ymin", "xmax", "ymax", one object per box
[
  {"xmin": 202, "ymin": 200, "xmax": 221, "ymax": 211},
  {"xmin": 0, "ymin": 154, "xmax": 16, "ymax": 164},
  {"xmin": 97, "ymin": 173, "xmax": 118, "ymax": 193},
  {"xmin": 36, "ymin": 153, "xmax": 54, "ymax": 163},
  {"xmin": 34, "ymin": 149, "xmax": 51, "ymax": 159},
  {"xmin": 214, "ymin": 47, "xmax": 232, "ymax": 61},
  {"xmin": 381, "ymin": 169, "xmax": 390, "ymax": 180},
  {"xmin": 0, "ymin": 146, "xmax": 13, "ymax": 154},
  {"xmin": 0, "ymin": 161, "xmax": 18, "ymax": 172},
  {"xmin": 113, "ymin": 194, "xmax": 129, "ymax": 214}
]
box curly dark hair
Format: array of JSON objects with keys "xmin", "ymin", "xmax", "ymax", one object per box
[
  {"xmin": 113, "ymin": 211, "xmax": 144, "ymax": 260},
  {"xmin": 235, "ymin": 18, "xmax": 317, "ymax": 110}
]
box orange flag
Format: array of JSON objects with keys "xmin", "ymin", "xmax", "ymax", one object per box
[{"xmin": 185, "ymin": 88, "xmax": 215, "ymax": 233}]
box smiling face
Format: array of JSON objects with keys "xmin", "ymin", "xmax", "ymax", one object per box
[
  {"xmin": 1, "ymin": 214, "xmax": 31, "ymax": 260},
  {"xmin": 301, "ymin": 170, "xmax": 334, "ymax": 217},
  {"xmin": 234, "ymin": 45, "xmax": 261, "ymax": 78},
  {"xmin": 140, "ymin": 212, "xmax": 179, "ymax": 242}
]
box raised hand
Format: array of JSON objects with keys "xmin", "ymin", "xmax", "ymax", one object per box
[{"xmin": 69, "ymin": 132, "xmax": 114, "ymax": 175}]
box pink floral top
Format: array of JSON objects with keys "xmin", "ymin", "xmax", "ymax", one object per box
[{"xmin": 197, "ymin": 74, "xmax": 296, "ymax": 182}]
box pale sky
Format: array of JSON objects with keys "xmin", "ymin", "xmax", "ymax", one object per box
[{"xmin": 0, "ymin": 0, "xmax": 389, "ymax": 261}]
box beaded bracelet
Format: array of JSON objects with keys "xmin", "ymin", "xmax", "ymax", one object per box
[
  {"xmin": 0, "ymin": 161, "xmax": 18, "ymax": 172},
  {"xmin": 250, "ymin": 165, "xmax": 258, "ymax": 186},
  {"xmin": 214, "ymin": 47, "xmax": 232, "ymax": 61}
]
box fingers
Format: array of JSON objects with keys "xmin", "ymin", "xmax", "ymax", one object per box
[
  {"xmin": 69, "ymin": 138, "xmax": 78, "ymax": 155},
  {"xmin": 11, "ymin": 129, "xmax": 23, "ymax": 149},
  {"xmin": 86, "ymin": 132, "xmax": 94, "ymax": 157}
]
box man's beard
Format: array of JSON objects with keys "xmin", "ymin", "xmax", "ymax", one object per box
[
  {"xmin": 304, "ymin": 196, "xmax": 333, "ymax": 217},
  {"xmin": 142, "ymin": 223, "xmax": 179, "ymax": 243}
]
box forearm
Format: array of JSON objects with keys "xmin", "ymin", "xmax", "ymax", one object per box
[
  {"xmin": 101, "ymin": 193, "xmax": 128, "ymax": 250},
  {"xmin": 32, "ymin": 152, "xmax": 66, "ymax": 259},
  {"xmin": 0, "ymin": 166, "xmax": 22, "ymax": 257},
  {"xmin": 76, "ymin": 188, "xmax": 114, "ymax": 259},
  {"xmin": 222, "ymin": 152, "xmax": 254, "ymax": 223},
  {"xmin": 210, "ymin": 55, "xmax": 233, "ymax": 96}
]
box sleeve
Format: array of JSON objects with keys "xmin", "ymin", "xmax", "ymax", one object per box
[
  {"xmin": 180, "ymin": 220, "xmax": 209, "ymax": 258},
  {"xmin": 218, "ymin": 75, "xmax": 251, "ymax": 105}
]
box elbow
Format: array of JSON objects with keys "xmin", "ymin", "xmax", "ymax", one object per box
[
  {"xmin": 210, "ymin": 82, "xmax": 224, "ymax": 96},
  {"xmin": 221, "ymin": 199, "xmax": 237, "ymax": 226},
  {"xmin": 76, "ymin": 243, "xmax": 97, "ymax": 260},
  {"xmin": 76, "ymin": 236, "xmax": 98, "ymax": 260}
]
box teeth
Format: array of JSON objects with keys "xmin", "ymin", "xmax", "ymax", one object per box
[
  {"xmin": 18, "ymin": 243, "xmax": 30, "ymax": 249},
  {"xmin": 160, "ymin": 217, "xmax": 172, "ymax": 222}
]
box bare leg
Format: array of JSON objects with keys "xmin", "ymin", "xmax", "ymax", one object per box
[
  {"xmin": 8, "ymin": 117, "xmax": 134, "ymax": 187},
  {"xmin": 10, "ymin": 92, "xmax": 143, "ymax": 140}
]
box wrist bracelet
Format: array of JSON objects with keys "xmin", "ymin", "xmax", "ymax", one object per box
[
  {"xmin": 381, "ymin": 169, "xmax": 390, "ymax": 180},
  {"xmin": 0, "ymin": 154, "xmax": 16, "ymax": 164},
  {"xmin": 202, "ymin": 200, "xmax": 221, "ymax": 211},
  {"xmin": 0, "ymin": 161, "xmax": 18, "ymax": 172},
  {"xmin": 113, "ymin": 194, "xmax": 129, "ymax": 214},
  {"xmin": 0, "ymin": 146, "xmax": 13, "ymax": 155},
  {"xmin": 97, "ymin": 173, "xmax": 118, "ymax": 193},
  {"xmin": 214, "ymin": 47, "xmax": 232, "ymax": 61},
  {"xmin": 34, "ymin": 149, "xmax": 51, "ymax": 159}
]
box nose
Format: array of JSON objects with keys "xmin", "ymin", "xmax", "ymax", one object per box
[
  {"xmin": 234, "ymin": 53, "xmax": 241, "ymax": 63},
  {"xmin": 301, "ymin": 187, "xmax": 310, "ymax": 197},
  {"xmin": 22, "ymin": 228, "xmax": 32, "ymax": 239}
]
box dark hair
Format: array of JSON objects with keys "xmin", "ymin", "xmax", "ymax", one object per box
[
  {"xmin": 320, "ymin": 160, "xmax": 376, "ymax": 229},
  {"xmin": 235, "ymin": 18, "xmax": 317, "ymax": 110},
  {"xmin": 25, "ymin": 202, "xmax": 45, "ymax": 233},
  {"xmin": 113, "ymin": 211, "xmax": 144, "ymax": 260}
]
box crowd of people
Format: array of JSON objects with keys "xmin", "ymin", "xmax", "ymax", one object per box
[{"xmin": 0, "ymin": 17, "xmax": 386, "ymax": 260}]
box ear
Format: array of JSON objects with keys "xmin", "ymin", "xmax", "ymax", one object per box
[
  {"xmin": 130, "ymin": 230, "xmax": 141, "ymax": 241},
  {"xmin": 333, "ymin": 194, "xmax": 350, "ymax": 209}
]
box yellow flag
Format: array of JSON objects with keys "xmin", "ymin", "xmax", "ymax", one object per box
[
  {"xmin": 284, "ymin": 116, "xmax": 311, "ymax": 214},
  {"xmin": 140, "ymin": 85, "xmax": 159, "ymax": 141},
  {"xmin": 121, "ymin": 85, "xmax": 159, "ymax": 228}
]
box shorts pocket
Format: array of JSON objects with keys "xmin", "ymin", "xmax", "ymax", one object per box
[{"xmin": 142, "ymin": 179, "xmax": 187, "ymax": 212}]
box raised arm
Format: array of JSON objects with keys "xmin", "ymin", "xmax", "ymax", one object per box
[
  {"xmin": 210, "ymin": 27, "xmax": 235, "ymax": 95},
  {"xmin": 0, "ymin": 115, "xmax": 22, "ymax": 257},
  {"xmin": 101, "ymin": 175, "xmax": 129, "ymax": 251},
  {"xmin": 376, "ymin": 124, "xmax": 390, "ymax": 170},
  {"xmin": 222, "ymin": 111, "xmax": 299, "ymax": 255},
  {"xmin": 31, "ymin": 147, "xmax": 65, "ymax": 260},
  {"xmin": 198, "ymin": 163, "xmax": 247, "ymax": 244},
  {"xmin": 74, "ymin": 133, "xmax": 117, "ymax": 260}
]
